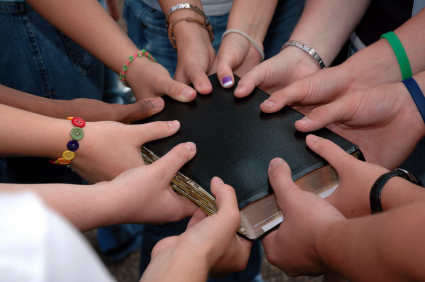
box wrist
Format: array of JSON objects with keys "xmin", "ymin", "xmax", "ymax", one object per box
[{"xmin": 315, "ymin": 219, "xmax": 346, "ymax": 272}]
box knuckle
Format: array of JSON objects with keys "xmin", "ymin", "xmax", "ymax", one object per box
[
  {"xmin": 266, "ymin": 251, "xmax": 280, "ymax": 266},
  {"xmin": 152, "ymin": 121, "xmax": 168, "ymax": 135},
  {"xmin": 311, "ymin": 105, "xmax": 330, "ymax": 118},
  {"xmin": 136, "ymin": 101, "xmax": 152, "ymax": 118}
]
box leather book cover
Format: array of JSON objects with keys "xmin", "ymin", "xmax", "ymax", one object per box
[{"xmin": 137, "ymin": 74, "xmax": 357, "ymax": 210}]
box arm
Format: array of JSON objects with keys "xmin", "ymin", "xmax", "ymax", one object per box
[
  {"xmin": 25, "ymin": 0, "xmax": 196, "ymax": 102},
  {"xmin": 260, "ymin": 8, "xmax": 425, "ymax": 114},
  {"xmin": 0, "ymin": 103, "xmax": 179, "ymax": 183},
  {"xmin": 0, "ymin": 142, "xmax": 198, "ymax": 231},
  {"xmin": 0, "ymin": 85, "xmax": 164, "ymax": 124},
  {"xmin": 211, "ymin": 0, "xmax": 278, "ymax": 87},
  {"xmin": 141, "ymin": 177, "xmax": 252, "ymax": 281},
  {"xmin": 262, "ymin": 137, "xmax": 425, "ymax": 281},
  {"xmin": 235, "ymin": 0, "xmax": 371, "ymax": 97}
]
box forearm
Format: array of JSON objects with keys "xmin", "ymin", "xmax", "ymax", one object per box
[
  {"xmin": 318, "ymin": 202, "xmax": 425, "ymax": 281},
  {"xmin": 290, "ymin": 0, "xmax": 371, "ymax": 66},
  {"xmin": 226, "ymin": 0, "xmax": 278, "ymax": 43},
  {"xmin": 0, "ymin": 104, "xmax": 71, "ymax": 158},
  {"xmin": 0, "ymin": 85, "xmax": 73, "ymax": 118},
  {"xmin": 0, "ymin": 182, "xmax": 121, "ymax": 231},
  {"xmin": 25, "ymin": 0, "xmax": 139, "ymax": 74}
]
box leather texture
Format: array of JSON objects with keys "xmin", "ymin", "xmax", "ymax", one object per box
[{"xmin": 138, "ymin": 74, "xmax": 358, "ymax": 209}]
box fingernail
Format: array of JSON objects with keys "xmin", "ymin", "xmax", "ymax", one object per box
[
  {"xmin": 213, "ymin": 176, "xmax": 224, "ymax": 184},
  {"xmin": 234, "ymin": 85, "xmax": 246, "ymax": 95},
  {"xmin": 262, "ymin": 100, "xmax": 275, "ymax": 108},
  {"xmin": 197, "ymin": 83, "xmax": 209, "ymax": 92},
  {"xmin": 222, "ymin": 75, "xmax": 233, "ymax": 88},
  {"xmin": 181, "ymin": 88, "xmax": 195, "ymax": 99},
  {"xmin": 149, "ymin": 97, "xmax": 164, "ymax": 109},
  {"xmin": 306, "ymin": 134, "xmax": 320, "ymax": 143},
  {"xmin": 184, "ymin": 142, "xmax": 196, "ymax": 152},
  {"xmin": 298, "ymin": 116, "xmax": 311, "ymax": 126},
  {"xmin": 269, "ymin": 158, "xmax": 284, "ymax": 170},
  {"xmin": 168, "ymin": 120, "xmax": 179, "ymax": 129}
]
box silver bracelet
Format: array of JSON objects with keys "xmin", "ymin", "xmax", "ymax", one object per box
[
  {"xmin": 281, "ymin": 40, "xmax": 326, "ymax": 69},
  {"xmin": 222, "ymin": 29, "xmax": 265, "ymax": 62},
  {"xmin": 165, "ymin": 3, "xmax": 207, "ymax": 27}
]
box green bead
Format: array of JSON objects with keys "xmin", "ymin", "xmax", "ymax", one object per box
[{"xmin": 71, "ymin": 127, "xmax": 84, "ymax": 141}]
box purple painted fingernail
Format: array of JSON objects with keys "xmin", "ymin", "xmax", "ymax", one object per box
[{"xmin": 222, "ymin": 75, "xmax": 233, "ymax": 88}]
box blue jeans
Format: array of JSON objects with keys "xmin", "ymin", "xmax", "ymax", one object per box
[
  {"xmin": 123, "ymin": 0, "xmax": 305, "ymax": 280},
  {"xmin": 0, "ymin": 1, "xmax": 121, "ymax": 184},
  {"xmin": 348, "ymin": 42, "xmax": 425, "ymax": 183}
]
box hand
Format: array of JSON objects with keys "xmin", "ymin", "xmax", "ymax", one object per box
[
  {"xmin": 125, "ymin": 58, "xmax": 197, "ymax": 102},
  {"xmin": 71, "ymin": 120, "xmax": 181, "ymax": 183},
  {"xmin": 103, "ymin": 142, "xmax": 198, "ymax": 224},
  {"xmin": 142, "ymin": 177, "xmax": 252, "ymax": 281},
  {"xmin": 305, "ymin": 135, "xmax": 391, "ymax": 218},
  {"xmin": 259, "ymin": 39, "xmax": 403, "ymax": 114},
  {"xmin": 233, "ymin": 46, "xmax": 319, "ymax": 98},
  {"xmin": 210, "ymin": 33, "xmax": 263, "ymax": 88},
  {"xmin": 293, "ymin": 82, "xmax": 425, "ymax": 169},
  {"xmin": 173, "ymin": 19, "xmax": 216, "ymax": 94},
  {"xmin": 106, "ymin": 0, "xmax": 119, "ymax": 22},
  {"xmin": 65, "ymin": 97, "xmax": 164, "ymax": 124},
  {"xmin": 262, "ymin": 154, "xmax": 345, "ymax": 277}
]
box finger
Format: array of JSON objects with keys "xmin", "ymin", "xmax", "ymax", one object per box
[
  {"xmin": 234, "ymin": 64, "xmax": 266, "ymax": 98},
  {"xmin": 305, "ymin": 135, "xmax": 354, "ymax": 172},
  {"xmin": 260, "ymin": 69, "xmax": 339, "ymax": 113},
  {"xmin": 186, "ymin": 66, "xmax": 212, "ymax": 95},
  {"xmin": 295, "ymin": 98, "xmax": 354, "ymax": 132},
  {"xmin": 267, "ymin": 158, "xmax": 302, "ymax": 209},
  {"xmin": 216, "ymin": 52, "xmax": 238, "ymax": 88},
  {"xmin": 118, "ymin": 98, "xmax": 164, "ymax": 124},
  {"xmin": 157, "ymin": 75, "xmax": 196, "ymax": 102},
  {"xmin": 150, "ymin": 142, "xmax": 197, "ymax": 183},
  {"xmin": 187, "ymin": 208, "xmax": 207, "ymax": 229},
  {"xmin": 138, "ymin": 120, "xmax": 180, "ymax": 144},
  {"xmin": 210, "ymin": 177, "xmax": 241, "ymax": 227}
]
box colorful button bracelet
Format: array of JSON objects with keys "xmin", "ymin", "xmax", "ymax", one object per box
[
  {"xmin": 120, "ymin": 49, "xmax": 156, "ymax": 87},
  {"xmin": 49, "ymin": 117, "xmax": 85, "ymax": 166}
]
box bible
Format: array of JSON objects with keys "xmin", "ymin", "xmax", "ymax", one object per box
[{"xmin": 138, "ymin": 74, "xmax": 362, "ymax": 240}]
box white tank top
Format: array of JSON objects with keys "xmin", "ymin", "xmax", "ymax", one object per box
[{"xmin": 142, "ymin": 0, "xmax": 233, "ymax": 16}]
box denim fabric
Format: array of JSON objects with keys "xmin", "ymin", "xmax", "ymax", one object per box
[
  {"xmin": 348, "ymin": 43, "xmax": 425, "ymax": 184},
  {"xmin": 0, "ymin": 1, "xmax": 120, "ymax": 184},
  {"xmin": 123, "ymin": 0, "xmax": 305, "ymax": 280}
]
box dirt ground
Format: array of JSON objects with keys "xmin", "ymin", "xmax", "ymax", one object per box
[{"xmin": 88, "ymin": 1, "xmax": 323, "ymax": 281}]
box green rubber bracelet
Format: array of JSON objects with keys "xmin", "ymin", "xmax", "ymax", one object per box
[{"xmin": 381, "ymin": 31, "xmax": 412, "ymax": 80}]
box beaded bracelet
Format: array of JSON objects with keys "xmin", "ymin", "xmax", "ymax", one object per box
[
  {"xmin": 120, "ymin": 49, "xmax": 157, "ymax": 87},
  {"xmin": 168, "ymin": 17, "xmax": 214, "ymax": 51},
  {"xmin": 49, "ymin": 117, "xmax": 85, "ymax": 167}
]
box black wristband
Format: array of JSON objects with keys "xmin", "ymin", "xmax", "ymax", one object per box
[{"xmin": 370, "ymin": 169, "xmax": 423, "ymax": 214}]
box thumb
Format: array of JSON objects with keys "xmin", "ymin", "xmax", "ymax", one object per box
[
  {"xmin": 157, "ymin": 74, "xmax": 197, "ymax": 102},
  {"xmin": 150, "ymin": 142, "xmax": 197, "ymax": 185},
  {"xmin": 267, "ymin": 158, "xmax": 303, "ymax": 211},
  {"xmin": 305, "ymin": 135, "xmax": 354, "ymax": 172},
  {"xmin": 117, "ymin": 97, "xmax": 164, "ymax": 124},
  {"xmin": 216, "ymin": 52, "xmax": 238, "ymax": 88}
]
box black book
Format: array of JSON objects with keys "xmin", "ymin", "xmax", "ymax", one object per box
[{"xmin": 138, "ymin": 74, "xmax": 362, "ymax": 240}]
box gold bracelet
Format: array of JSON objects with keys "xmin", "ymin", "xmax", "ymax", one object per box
[{"xmin": 167, "ymin": 17, "xmax": 214, "ymax": 51}]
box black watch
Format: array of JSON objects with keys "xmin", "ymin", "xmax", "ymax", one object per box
[{"xmin": 370, "ymin": 168, "xmax": 423, "ymax": 214}]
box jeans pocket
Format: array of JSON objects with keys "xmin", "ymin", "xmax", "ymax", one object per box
[{"xmin": 60, "ymin": 34, "xmax": 101, "ymax": 76}]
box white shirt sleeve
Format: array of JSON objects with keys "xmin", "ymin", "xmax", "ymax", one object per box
[{"xmin": 0, "ymin": 191, "xmax": 116, "ymax": 282}]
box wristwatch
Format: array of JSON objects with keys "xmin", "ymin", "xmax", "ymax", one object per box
[{"xmin": 370, "ymin": 168, "xmax": 423, "ymax": 214}]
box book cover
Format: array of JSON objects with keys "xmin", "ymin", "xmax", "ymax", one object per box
[{"xmin": 137, "ymin": 74, "xmax": 361, "ymax": 239}]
